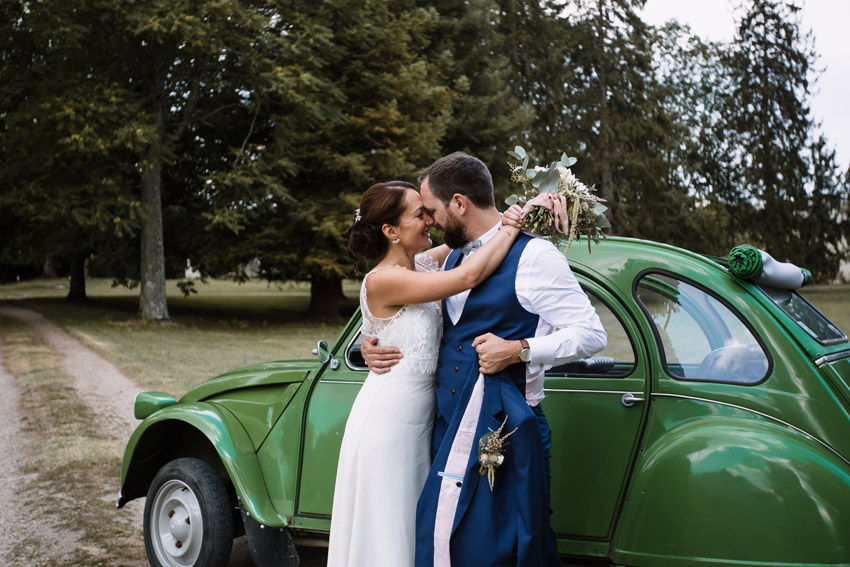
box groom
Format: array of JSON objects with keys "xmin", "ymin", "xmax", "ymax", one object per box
[{"xmin": 362, "ymin": 152, "xmax": 606, "ymax": 566}]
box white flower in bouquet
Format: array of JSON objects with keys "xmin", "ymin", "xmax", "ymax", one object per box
[{"xmin": 506, "ymin": 146, "xmax": 609, "ymax": 253}]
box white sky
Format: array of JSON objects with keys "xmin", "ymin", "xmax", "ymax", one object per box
[{"xmin": 642, "ymin": 0, "xmax": 850, "ymax": 172}]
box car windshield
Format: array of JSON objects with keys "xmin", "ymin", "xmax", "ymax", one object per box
[{"xmin": 759, "ymin": 285, "xmax": 847, "ymax": 345}]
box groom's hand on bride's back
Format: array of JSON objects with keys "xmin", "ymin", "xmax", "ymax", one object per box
[{"xmin": 361, "ymin": 336, "xmax": 402, "ymax": 374}]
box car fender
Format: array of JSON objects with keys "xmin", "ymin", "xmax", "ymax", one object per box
[
  {"xmin": 612, "ymin": 415, "xmax": 850, "ymax": 566},
  {"xmin": 118, "ymin": 401, "xmax": 286, "ymax": 528}
]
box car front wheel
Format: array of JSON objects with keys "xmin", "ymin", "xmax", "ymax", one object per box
[{"xmin": 143, "ymin": 458, "xmax": 233, "ymax": 567}]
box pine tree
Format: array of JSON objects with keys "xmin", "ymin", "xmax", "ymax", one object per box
[
  {"xmin": 725, "ymin": 0, "xmax": 818, "ymax": 266},
  {"xmin": 527, "ymin": 0, "xmax": 680, "ymax": 242},
  {"xmin": 214, "ymin": 0, "xmax": 454, "ymax": 320}
]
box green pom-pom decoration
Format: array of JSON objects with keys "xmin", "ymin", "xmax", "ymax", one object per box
[{"xmin": 728, "ymin": 244, "xmax": 763, "ymax": 280}]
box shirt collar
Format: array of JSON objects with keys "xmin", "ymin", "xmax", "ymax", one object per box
[{"xmin": 461, "ymin": 218, "xmax": 503, "ymax": 256}]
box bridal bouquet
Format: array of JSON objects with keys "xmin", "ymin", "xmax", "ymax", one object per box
[{"xmin": 505, "ymin": 146, "xmax": 609, "ymax": 253}]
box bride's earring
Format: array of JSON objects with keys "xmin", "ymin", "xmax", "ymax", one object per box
[{"xmin": 392, "ymin": 238, "xmax": 401, "ymax": 245}]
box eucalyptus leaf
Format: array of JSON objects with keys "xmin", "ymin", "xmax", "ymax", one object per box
[
  {"xmin": 593, "ymin": 202, "xmax": 608, "ymax": 214},
  {"xmin": 505, "ymin": 194, "xmax": 519, "ymax": 206},
  {"xmin": 595, "ymin": 214, "xmax": 611, "ymax": 229},
  {"xmin": 531, "ymin": 170, "xmax": 544, "ymax": 188},
  {"xmin": 538, "ymin": 168, "xmax": 561, "ymax": 193},
  {"xmin": 522, "ymin": 155, "xmax": 529, "ymax": 168},
  {"xmin": 507, "ymin": 151, "xmax": 522, "ymax": 160},
  {"xmin": 568, "ymin": 156, "xmax": 577, "ymax": 167},
  {"xmin": 526, "ymin": 168, "xmax": 538, "ymax": 179},
  {"xmin": 514, "ymin": 146, "xmax": 527, "ymax": 159},
  {"xmin": 560, "ymin": 152, "xmax": 569, "ymax": 166}
]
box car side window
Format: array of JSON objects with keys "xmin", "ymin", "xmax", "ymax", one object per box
[
  {"xmin": 546, "ymin": 290, "xmax": 636, "ymax": 378},
  {"xmin": 345, "ymin": 331, "xmax": 368, "ymax": 371},
  {"xmin": 636, "ymin": 272, "xmax": 769, "ymax": 385}
]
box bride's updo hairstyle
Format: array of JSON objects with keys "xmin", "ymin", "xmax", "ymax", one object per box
[{"xmin": 348, "ymin": 180, "xmax": 417, "ymax": 261}]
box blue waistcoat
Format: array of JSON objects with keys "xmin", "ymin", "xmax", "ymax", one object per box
[
  {"xmin": 416, "ymin": 232, "xmax": 563, "ymax": 566},
  {"xmin": 433, "ymin": 233, "xmax": 538, "ymax": 451}
]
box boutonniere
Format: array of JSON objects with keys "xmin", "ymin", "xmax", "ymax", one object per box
[{"xmin": 478, "ymin": 416, "xmax": 518, "ymax": 492}]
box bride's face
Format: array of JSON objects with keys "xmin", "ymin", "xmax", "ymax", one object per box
[{"xmin": 394, "ymin": 189, "xmax": 434, "ymax": 251}]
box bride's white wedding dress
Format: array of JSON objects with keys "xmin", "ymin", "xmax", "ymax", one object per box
[{"xmin": 327, "ymin": 256, "xmax": 442, "ymax": 567}]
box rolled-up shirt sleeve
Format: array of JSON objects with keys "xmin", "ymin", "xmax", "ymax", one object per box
[{"xmin": 517, "ymin": 238, "xmax": 607, "ymax": 369}]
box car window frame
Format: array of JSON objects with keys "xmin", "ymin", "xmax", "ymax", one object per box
[
  {"xmin": 545, "ymin": 282, "xmax": 639, "ymax": 379},
  {"xmin": 633, "ymin": 268, "xmax": 774, "ymax": 387}
]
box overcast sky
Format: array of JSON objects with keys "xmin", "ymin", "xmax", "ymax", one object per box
[{"xmin": 641, "ymin": 0, "xmax": 850, "ymax": 171}]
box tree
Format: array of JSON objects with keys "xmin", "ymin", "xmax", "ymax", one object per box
[
  {"xmin": 204, "ymin": 0, "xmax": 454, "ymax": 320},
  {"xmin": 648, "ymin": 21, "xmax": 742, "ymax": 254},
  {"xmin": 803, "ymin": 135, "xmax": 848, "ymax": 279},
  {"xmin": 0, "ymin": 0, "xmax": 142, "ymax": 300},
  {"xmin": 724, "ymin": 0, "xmax": 826, "ymax": 268},
  {"xmin": 417, "ymin": 0, "xmax": 534, "ymax": 195},
  {"xmin": 525, "ymin": 0, "xmax": 684, "ymax": 243},
  {"xmin": 0, "ymin": 0, "xmax": 335, "ymax": 318}
]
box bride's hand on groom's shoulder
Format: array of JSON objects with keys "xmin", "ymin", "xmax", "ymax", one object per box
[{"xmin": 361, "ymin": 336, "xmax": 402, "ymax": 374}]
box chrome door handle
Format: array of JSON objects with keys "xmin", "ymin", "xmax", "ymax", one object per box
[{"xmin": 621, "ymin": 392, "xmax": 645, "ymax": 407}]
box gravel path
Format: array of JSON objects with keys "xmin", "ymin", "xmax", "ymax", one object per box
[
  {"xmin": 0, "ymin": 334, "xmax": 38, "ymax": 563},
  {"xmin": 0, "ymin": 305, "xmax": 326, "ymax": 567}
]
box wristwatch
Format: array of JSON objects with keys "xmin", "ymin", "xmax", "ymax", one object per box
[{"xmin": 518, "ymin": 339, "xmax": 531, "ymax": 363}]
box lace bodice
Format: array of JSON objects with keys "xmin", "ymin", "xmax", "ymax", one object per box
[{"xmin": 360, "ymin": 254, "xmax": 443, "ymax": 375}]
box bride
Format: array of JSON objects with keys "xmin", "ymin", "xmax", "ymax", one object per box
[{"xmin": 327, "ymin": 180, "xmax": 525, "ymax": 566}]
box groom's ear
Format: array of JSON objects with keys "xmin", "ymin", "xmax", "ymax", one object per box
[{"xmin": 451, "ymin": 193, "xmax": 469, "ymax": 215}]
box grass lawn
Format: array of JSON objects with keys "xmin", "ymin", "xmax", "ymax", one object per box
[
  {"xmin": 0, "ymin": 277, "xmax": 361, "ymax": 397},
  {"xmin": 1, "ymin": 277, "xmax": 848, "ymax": 397}
]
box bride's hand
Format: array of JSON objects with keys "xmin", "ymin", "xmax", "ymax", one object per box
[
  {"xmin": 502, "ymin": 204, "xmax": 524, "ymax": 229},
  {"xmin": 521, "ymin": 193, "xmax": 557, "ymax": 215}
]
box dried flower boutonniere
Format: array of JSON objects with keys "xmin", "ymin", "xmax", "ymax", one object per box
[{"xmin": 478, "ymin": 416, "xmax": 518, "ymax": 492}]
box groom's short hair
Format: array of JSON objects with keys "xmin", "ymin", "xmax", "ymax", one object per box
[{"xmin": 419, "ymin": 152, "xmax": 495, "ymax": 209}]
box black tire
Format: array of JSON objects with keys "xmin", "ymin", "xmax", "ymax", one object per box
[{"xmin": 143, "ymin": 458, "xmax": 234, "ymax": 567}]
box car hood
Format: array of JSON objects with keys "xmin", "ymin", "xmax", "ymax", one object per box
[{"xmin": 180, "ymin": 360, "xmax": 318, "ymax": 403}]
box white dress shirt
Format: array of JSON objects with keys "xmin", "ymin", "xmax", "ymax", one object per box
[{"xmin": 446, "ymin": 221, "xmax": 607, "ymax": 406}]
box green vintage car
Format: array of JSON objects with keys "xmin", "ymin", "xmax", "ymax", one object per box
[{"xmin": 118, "ymin": 237, "xmax": 850, "ymax": 567}]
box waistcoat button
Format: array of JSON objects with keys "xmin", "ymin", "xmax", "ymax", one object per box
[
  {"xmin": 451, "ymin": 389, "xmax": 456, "ymax": 395},
  {"xmin": 457, "ymin": 345, "xmax": 463, "ymax": 351},
  {"xmin": 453, "ymin": 366, "xmax": 459, "ymax": 372}
]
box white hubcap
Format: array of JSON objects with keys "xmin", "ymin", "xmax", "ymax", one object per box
[{"xmin": 150, "ymin": 480, "xmax": 204, "ymax": 566}]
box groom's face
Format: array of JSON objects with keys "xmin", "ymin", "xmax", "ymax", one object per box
[{"xmin": 420, "ymin": 177, "xmax": 469, "ymax": 249}]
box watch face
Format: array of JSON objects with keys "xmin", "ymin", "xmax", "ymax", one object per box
[{"xmin": 520, "ymin": 348, "xmax": 530, "ymax": 362}]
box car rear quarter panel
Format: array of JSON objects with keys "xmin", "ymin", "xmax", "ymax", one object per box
[
  {"xmin": 571, "ymin": 239, "xmax": 850, "ymax": 565},
  {"xmin": 612, "ymin": 397, "xmax": 850, "ymax": 566}
]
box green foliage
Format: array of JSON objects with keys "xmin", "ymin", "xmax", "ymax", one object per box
[
  {"xmin": 722, "ymin": 0, "xmax": 846, "ymax": 279},
  {"xmin": 2, "ymin": 0, "xmax": 848, "ymax": 305}
]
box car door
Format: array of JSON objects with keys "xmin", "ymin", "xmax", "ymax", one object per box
[
  {"xmin": 296, "ymin": 321, "xmax": 367, "ymax": 518},
  {"xmin": 544, "ymin": 278, "xmax": 651, "ymax": 550}
]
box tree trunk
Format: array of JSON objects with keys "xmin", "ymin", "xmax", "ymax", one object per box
[
  {"xmin": 41, "ymin": 257, "xmax": 57, "ymax": 278},
  {"xmin": 139, "ymin": 151, "xmax": 170, "ymax": 321},
  {"xmin": 308, "ymin": 274, "xmax": 342, "ymax": 321},
  {"xmin": 66, "ymin": 254, "xmax": 87, "ymax": 301}
]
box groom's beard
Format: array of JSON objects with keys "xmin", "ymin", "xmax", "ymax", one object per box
[{"xmin": 442, "ymin": 210, "xmax": 469, "ymax": 250}]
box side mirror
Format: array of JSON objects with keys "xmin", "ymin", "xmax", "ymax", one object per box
[{"xmin": 313, "ymin": 339, "xmax": 339, "ymax": 370}]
